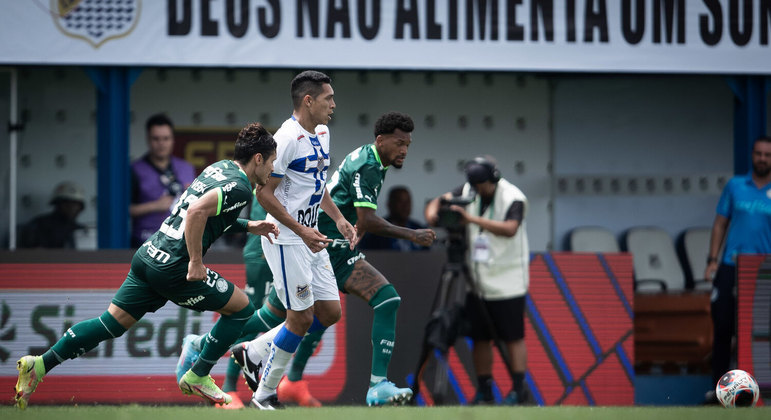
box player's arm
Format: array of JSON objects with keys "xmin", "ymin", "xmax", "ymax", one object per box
[
  {"xmin": 705, "ymin": 214, "xmax": 729, "ymax": 281},
  {"xmin": 257, "ymin": 176, "xmax": 331, "ymax": 253},
  {"xmin": 320, "ymin": 189, "xmax": 359, "ymax": 248},
  {"xmin": 184, "ymin": 188, "xmax": 220, "ymax": 282},
  {"xmin": 356, "ymin": 206, "xmax": 435, "ymax": 247}
]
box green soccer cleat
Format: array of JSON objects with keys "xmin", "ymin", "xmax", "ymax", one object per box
[
  {"xmin": 178, "ymin": 370, "xmax": 232, "ymax": 406},
  {"xmin": 14, "ymin": 355, "xmax": 45, "ymax": 410}
]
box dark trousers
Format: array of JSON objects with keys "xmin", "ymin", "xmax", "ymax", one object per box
[{"xmin": 710, "ymin": 264, "xmax": 736, "ymax": 384}]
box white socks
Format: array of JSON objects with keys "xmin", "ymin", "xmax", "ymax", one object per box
[
  {"xmin": 246, "ymin": 322, "xmax": 284, "ymax": 362},
  {"xmin": 253, "ymin": 342, "xmax": 293, "ymax": 400}
]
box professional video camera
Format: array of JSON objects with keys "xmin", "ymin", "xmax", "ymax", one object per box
[{"xmin": 436, "ymin": 194, "xmax": 474, "ymax": 263}]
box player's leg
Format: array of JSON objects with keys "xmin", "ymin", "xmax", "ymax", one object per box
[
  {"xmin": 173, "ymin": 269, "xmax": 254, "ymax": 406},
  {"xmin": 248, "ymin": 242, "xmax": 318, "ymax": 409},
  {"xmin": 343, "ymin": 259, "xmax": 412, "ymax": 406},
  {"xmin": 15, "ymin": 254, "xmax": 161, "ymax": 409},
  {"xmin": 277, "ymin": 250, "xmax": 340, "ymax": 407},
  {"xmin": 220, "ymin": 260, "xmax": 275, "ymax": 408},
  {"xmin": 230, "ymin": 289, "xmax": 287, "ymax": 393}
]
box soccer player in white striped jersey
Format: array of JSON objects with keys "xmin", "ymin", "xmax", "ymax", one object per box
[{"xmin": 237, "ymin": 70, "xmax": 357, "ymax": 410}]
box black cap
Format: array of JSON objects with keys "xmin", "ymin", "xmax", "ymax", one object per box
[{"xmin": 465, "ymin": 162, "xmax": 492, "ymax": 184}]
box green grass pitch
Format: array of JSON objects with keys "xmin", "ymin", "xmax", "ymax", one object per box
[{"xmin": 2, "ymin": 405, "xmax": 770, "ymax": 420}]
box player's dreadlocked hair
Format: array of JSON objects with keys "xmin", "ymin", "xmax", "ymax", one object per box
[
  {"xmin": 374, "ymin": 111, "xmax": 414, "ymax": 137},
  {"xmin": 291, "ymin": 70, "xmax": 332, "ymax": 109},
  {"xmin": 234, "ymin": 122, "xmax": 276, "ymax": 165}
]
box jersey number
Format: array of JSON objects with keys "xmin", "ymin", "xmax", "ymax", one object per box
[{"xmin": 159, "ymin": 191, "xmax": 199, "ymax": 240}]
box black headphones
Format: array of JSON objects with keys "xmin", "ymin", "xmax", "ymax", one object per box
[{"xmin": 465, "ymin": 156, "xmax": 501, "ymax": 184}]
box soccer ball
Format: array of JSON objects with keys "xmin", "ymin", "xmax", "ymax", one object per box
[{"xmin": 715, "ymin": 369, "xmax": 760, "ymax": 408}]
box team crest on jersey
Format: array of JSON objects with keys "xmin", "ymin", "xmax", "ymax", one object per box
[
  {"xmin": 296, "ymin": 284, "xmax": 310, "ymax": 300},
  {"xmin": 767, "ymin": 189, "xmax": 771, "ymax": 200},
  {"xmin": 51, "ymin": 0, "xmax": 141, "ymax": 48},
  {"xmin": 216, "ymin": 279, "xmax": 228, "ymax": 293}
]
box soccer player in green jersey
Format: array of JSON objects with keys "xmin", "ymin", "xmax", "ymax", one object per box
[
  {"xmin": 14, "ymin": 122, "xmax": 279, "ymax": 409},
  {"xmin": 234, "ymin": 111, "xmax": 436, "ymax": 406}
]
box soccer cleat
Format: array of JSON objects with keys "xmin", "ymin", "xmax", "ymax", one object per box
[
  {"xmin": 14, "ymin": 355, "xmax": 45, "ymax": 410},
  {"xmin": 178, "ymin": 370, "xmax": 232, "ymax": 406},
  {"xmin": 230, "ymin": 342, "xmax": 262, "ymax": 392},
  {"xmin": 365, "ymin": 380, "xmax": 413, "ymax": 406},
  {"xmin": 250, "ymin": 393, "xmax": 284, "ymax": 410},
  {"xmin": 176, "ymin": 334, "xmax": 201, "ymax": 384},
  {"xmin": 277, "ymin": 378, "xmax": 322, "ymax": 407},
  {"xmin": 215, "ymin": 392, "xmax": 245, "ymax": 409}
]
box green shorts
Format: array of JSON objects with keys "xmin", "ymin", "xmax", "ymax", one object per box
[
  {"xmin": 326, "ymin": 241, "xmax": 365, "ymax": 292},
  {"xmin": 244, "ymin": 254, "xmax": 274, "ymax": 307},
  {"xmin": 111, "ymin": 252, "xmax": 235, "ymax": 320}
]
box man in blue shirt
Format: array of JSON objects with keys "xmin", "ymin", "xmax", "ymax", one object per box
[{"xmin": 704, "ymin": 136, "xmax": 771, "ymax": 402}]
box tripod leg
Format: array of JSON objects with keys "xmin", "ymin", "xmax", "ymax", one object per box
[{"xmin": 410, "ymin": 264, "xmax": 462, "ymax": 403}]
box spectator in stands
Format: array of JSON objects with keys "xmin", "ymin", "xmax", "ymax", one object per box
[
  {"xmin": 358, "ymin": 185, "xmax": 430, "ymax": 251},
  {"xmin": 425, "ymin": 156, "xmax": 530, "ymax": 405},
  {"xmin": 20, "ymin": 181, "xmax": 86, "ymax": 249},
  {"xmin": 704, "ymin": 136, "xmax": 771, "ymax": 403},
  {"xmin": 130, "ymin": 113, "xmax": 196, "ymax": 247}
]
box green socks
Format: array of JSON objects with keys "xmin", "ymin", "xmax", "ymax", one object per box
[
  {"xmin": 44, "ymin": 311, "xmax": 127, "ymax": 373},
  {"xmin": 287, "ymin": 328, "xmax": 325, "ymax": 381},
  {"xmin": 192, "ymin": 302, "xmax": 254, "ymax": 377},
  {"xmin": 368, "ymin": 285, "xmax": 401, "ymax": 386}
]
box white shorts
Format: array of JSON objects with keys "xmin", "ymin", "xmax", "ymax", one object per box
[{"xmin": 261, "ymin": 237, "xmax": 339, "ymax": 311}]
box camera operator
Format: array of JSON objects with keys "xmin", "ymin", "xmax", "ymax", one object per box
[{"xmin": 425, "ymin": 156, "xmax": 529, "ymax": 405}]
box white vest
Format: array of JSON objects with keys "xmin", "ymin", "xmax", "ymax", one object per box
[{"xmin": 462, "ymin": 178, "xmax": 529, "ymax": 300}]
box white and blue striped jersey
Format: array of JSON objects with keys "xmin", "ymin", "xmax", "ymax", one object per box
[{"xmin": 266, "ymin": 116, "xmax": 331, "ymax": 244}]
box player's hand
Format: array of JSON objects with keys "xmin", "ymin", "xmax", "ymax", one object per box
[
  {"xmin": 337, "ymin": 219, "xmax": 358, "ymax": 249},
  {"xmin": 413, "ymin": 229, "xmax": 437, "ymax": 247},
  {"xmin": 248, "ymin": 220, "xmax": 280, "ymax": 244},
  {"xmin": 187, "ymin": 260, "xmax": 207, "ymax": 282},
  {"xmin": 300, "ymin": 226, "xmax": 332, "ymax": 253},
  {"xmin": 704, "ymin": 261, "xmax": 718, "ymax": 282}
]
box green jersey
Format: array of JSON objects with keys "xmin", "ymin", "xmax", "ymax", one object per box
[
  {"xmin": 137, "ymin": 160, "xmax": 252, "ymax": 272},
  {"xmin": 243, "ymin": 195, "xmax": 268, "ymax": 260},
  {"xmin": 319, "ymin": 144, "xmax": 388, "ymax": 239}
]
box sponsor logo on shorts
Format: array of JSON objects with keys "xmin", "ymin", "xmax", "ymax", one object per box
[
  {"xmin": 179, "ymin": 295, "xmax": 205, "ymax": 306},
  {"xmin": 347, "ymin": 252, "xmax": 365, "ymax": 266},
  {"xmin": 296, "ymin": 284, "xmax": 310, "ymax": 300},
  {"xmin": 216, "ymin": 279, "xmax": 228, "ymax": 293}
]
